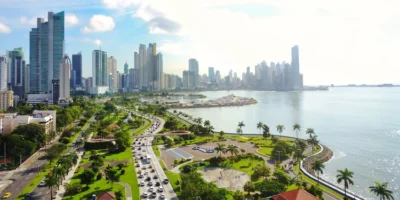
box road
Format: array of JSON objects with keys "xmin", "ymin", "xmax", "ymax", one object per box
[
  {"xmin": 122, "ymin": 108, "xmax": 178, "ymax": 200},
  {"xmin": 28, "ymin": 116, "xmax": 95, "ymax": 200}
]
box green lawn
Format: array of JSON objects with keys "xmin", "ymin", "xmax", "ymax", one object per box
[
  {"xmin": 229, "ymin": 158, "xmax": 265, "ymax": 177},
  {"xmin": 165, "ymin": 169, "xmax": 181, "ymax": 192},
  {"xmin": 153, "ymin": 145, "xmax": 160, "ymax": 157},
  {"xmin": 132, "ymin": 119, "xmax": 151, "ymax": 136},
  {"xmin": 104, "ymin": 148, "xmax": 132, "ymax": 161},
  {"xmin": 119, "ymin": 160, "xmax": 140, "ymax": 200},
  {"xmin": 174, "ymin": 135, "xmax": 219, "ymax": 147}
]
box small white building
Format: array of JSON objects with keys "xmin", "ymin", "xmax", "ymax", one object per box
[{"xmin": 0, "ymin": 110, "xmax": 56, "ymax": 134}]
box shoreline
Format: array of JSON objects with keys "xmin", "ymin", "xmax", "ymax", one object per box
[{"xmin": 168, "ymin": 100, "xmax": 257, "ymax": 109}]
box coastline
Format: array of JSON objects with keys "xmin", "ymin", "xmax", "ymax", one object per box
[
  {"xmin": 168, "ymin": 99, "xmax": 257, "ymax": 109},
  {"xmin": 303, "ymin": 144, "xmax": 334, "ymax": 176}
]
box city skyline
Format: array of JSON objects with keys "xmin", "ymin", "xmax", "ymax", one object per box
[{"xmin": 0, "ymin": 0, "xmax": 399, "ymax": 85}]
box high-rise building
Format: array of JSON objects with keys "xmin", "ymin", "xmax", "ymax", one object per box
[
  {"xmin": 29, "ymin": 11, "xmax": 65, "ymax": 94},
  {"xmin": 9, "ymin": 55, "xmax": 25, "ymax": 99},
  {"xmin": 146, "ymin": 43, "xmax": 157, "ymax": 90},
  {"xmin": 291, "ymin": 45, "xmax": 300, "ymax": 89},
  {"xmin": 208, "ymin": 67, "xmax": 215, "ymax": 82},
  {"xmin": 134, "ymin": 52, "xmax": 139, "ymax": 88},
  {"xmin": 138, "ymin": 44, "xmax": 146, "ymax": 89},
  {"xmin": 59, "ymin": 54, "xmax": 71, "ymax": 99},
  {"xmin": 182, "ymin": 70, "xmax": 189, "ymax": 88},
  {"xmin": 107, "ymin": 56, "xmax": 117, "ymax": 90},
  {"xmin": 0, "ymin": 90, "xmax": 13, "ymax": 111},
  {"xmin": 7, "ymin": 48, "xmax": 24, "ymax": 85},
  {"xmin": 71, "ymin": 52, "xmax": 82, "ymax": 89},
  {"xmin": 215, "ymin": 70, "xmax": 221, "ymax": 83},
  {"xmin": 128, "ymin": 68, "xmax": 135, "ymax": 90},
  {"xmin": 155, "ymin": 53, "xmax": 163, "ymax": 90},
  {"xmin": 25, "ymin": 64, "xmax": 30, "ymax": 94},
  {"xmin": 0, "ymin": 56, "xmax": 7, "ymax": 91},
  {"xmin": 124, "ymin": 62, "xmax": 129, "ymax": 74},
  {"xmin": 188, "ymin": 58, "xmax": 199, "ymax": 87},
  {"xmin": 85, "ymin": 77, "xmax": 93, "ymax": 89},
  {"xmin": 92, "ymin": 50, "xmax": 108, "ymax": 87}
]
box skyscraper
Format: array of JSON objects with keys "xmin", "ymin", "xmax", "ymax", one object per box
[
  {"xmin": 0, "ymin": 56, "xmax": 7, "ymax": 91},
  {"xmin": 60, "ymin": 54, "xmax": 71, "ymax": 99},
  {"xmin": 29, "ymin": 11, "xmax": 65, "ymax": 94},
  {"xmin": 128, "ymin": 68, "xmax": 135, "ymax": 90},
  {"xmin": 188, "ymin": 58, "xmax": 199, "ymax": 88},
  {"xmin": 124, "ymin": 62, "xmax": 128, "ymax": 74},
  {"xmin": 134, "ymin": 52, "xmax": 139, "ymax": 89},
  {"xmin": 156, "ymin": 53, "xmax": 163, "ymax": 90},
  {"xmin": 208, "ymin": 67, "xmax": 215, "ymax": 82},
  {"xmin": 7, "ymin": 48, "xmax": 23, "ymax": 85},
  {"xmin": 139, "ymin": 44, "xmax": 147, "ymax": 89},
  {"xmin": 72, "ymin": 52, "xmax": 82, "ymax": 89},
  {"xmin": 107, "ymin": 56, "xmax": 117, "ymax": 90},
  {"xmin": 9, "ymin": 55, "xmax": 25, "ymax": 99},
  {"xmin": 92, "ymin": 50, "xmax": 108, "ymax": 87},
  {"xmin": 291, "ymin": 45, "xmax": 300, "ymax": 89}
]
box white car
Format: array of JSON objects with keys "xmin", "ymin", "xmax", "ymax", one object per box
[
  {"xmin": 158, "ymin": 186, "xmax": 163, "ymax": 192},
  {"xmin": 159, "ymin": 194, "xmax": 165, "ymax": 199},
  {"xmin": 140, "ymin": 181, "xmax": 145, "ymax": 186},
  {"xmin": 148, "ymin": 186, "xmax": 154, "ymax": 191},
  {"xmin": 38, "ymin": 181, "xmax": 46, "ymax": 187}
]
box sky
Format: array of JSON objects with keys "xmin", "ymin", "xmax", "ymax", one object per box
[{"xmin": 0, "ymin": 0, "xmax": 399, "ymax": 85}]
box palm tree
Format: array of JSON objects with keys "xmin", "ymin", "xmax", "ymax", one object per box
[
  {"xmin": 336, "ymin": 168, "xmax": 354, "ymax": 198},
  {"xmin": 238, "ymin": 121, "xmax": 245, "ymax": 133},
  {"xmin": 257, "ymin": 122, "xmax": 264, "ymax": 135},
  {"xmin": 204, "ymin": 120, "xmax": 211, "ymax": 128},
  {"xmin": 276, "ymin": 124, "xmax": 285, "ymax": 136},
  {"xmin": 70, "ymin": 153, "xmax": 79, "ymax": 166},
  {"xmin": 208, "ymin": 125, "xmax": 215, "ymax": 134},
  {"xmin": 219, "ymin": 131, "xmax": 225, "ymax": 139},
  {"xmin": 243, "ymin": 181, "xmax": 255, "ymax": 196},
  {"xmin": 307, "ymin": 134, "xmax": 319, "ymax": 152},
  {"xmin": 293, "ymin": 123, "xmax": 301, "ymax": 139},
  {"xmin": 227, "ymin": 145, "xmax": 239, "ymax": 157},
  {"xmin": 311, "ymin": 159, "xmax": 325, "ymax": 183},
  {"xmin": 306, "ymin": 128, "xmax": 314, "ymax": 137},
  {"xmin": 45, "ymin": 174, "xmax": 59, "ymax": 200},
  {"xmin": 54, "ymin": 166, "xmax": 66, "ymax": 187},
  {"xmin": 236, "ymin": 127, "xmax": 243, "ymax": 135},
  {"xmin": 369, "ymin": 181, "xmax": 394, "ymax": 200},
  {"xmin": 293, "ymin": 149, "xmax": 305, "ymax": 164},
  {"xmin": 215, "ymin": 143, "xmax": 227, "ymax": 157},
  {"xmin": 197, "ymin": 118, "xmax": 203, "ymax": 125}
]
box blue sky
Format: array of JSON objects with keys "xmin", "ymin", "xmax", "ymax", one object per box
[{"xmin": 0, "ymin": 0, "xmax": 399, "ymax": 85}]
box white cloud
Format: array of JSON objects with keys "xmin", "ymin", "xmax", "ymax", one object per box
[
  {"xmin": 19, "ymin": 17, "xmax": 37, "ymax": 26},
  {"xmin": 65, "ymin": 14, "xmax": 79, "ymax": 27},
  {"xmin": 94, "ymin": 39, "xmax": 102, "ymax": 46},
  {"xmin": 0, "ymin": 22, "xmax": 11, "ymax": 34},
  {"xmin": 101, "ymin": 0, "xmax": 139, "ymax": 9},
  {"xmin": 82, "ymin": 15, "xmax": 115, "ymax": 33},
  {"xmin": 125, "ymin": 0, "xmax": 400, "ymax": 85}
]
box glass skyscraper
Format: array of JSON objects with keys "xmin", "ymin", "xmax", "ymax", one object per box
[
  {"xmin": 92, "ymin": 50, "xmax": 108, "ymax": 87},
  {"xmin": 72, "ymin": 52, "xmax": 82, "ymax": 89},
  {"xmin": 29, "ymin": 11, "xmax": 64, "ymax": 94}
]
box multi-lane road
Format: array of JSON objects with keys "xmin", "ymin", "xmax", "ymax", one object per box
[{"xmin": 122, "ymin": 108, "xmax": 178, "ymax": 200}]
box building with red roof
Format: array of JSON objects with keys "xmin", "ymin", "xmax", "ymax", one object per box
[{"xmin": 272, "ymin": 189, "xmax": 318, "ymax": 200}]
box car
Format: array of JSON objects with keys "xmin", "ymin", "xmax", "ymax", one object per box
[
  {"xmin": 153, "ymin": 175, "xmax": 158, "ymax": 179},
  {"xmin": 148, "ymin": 186, "xmax": 154, "ymax": 191},
  {"xmin": 138, "ymin": 142, "xmax": 141, "ymax": 144},
  {"xmin": 38, "ymin": 181, "xmax": 46, "ymax": 187},
  {"xmin": 135, "ymin": 164, "xmax": 139, "ymax": 167},
  {"xmin": 146, "ymin": 177, "xmax": 151, "ymax": 181},
  {"xmin": 3, "ymin": 192, "xmax": 11, "ymax": 199},
  {"xmin": 142, "ymin": 166, "xmax": 147, "ymax": 169},
  {"xmin": 24, "ymin": 193, "xmax": 32, "ymax": 200},
  {"xmin": 138, "ymin": 147, "xmax": 141, "ymax": 150},
  {"xmin": 151, "ymin": 192, "xmax": 157, "ymax": 198},
  {"xmin": 142, "ymin": 193, "xmax": 148, "ymax": 198},
  {"xmin": 163, "ymin": 179, "xmax": 169, "ymax": 184},
  {"xmin": 151, "ymin": 169, "xmax": 155, "ymax": 173},
  {"xmin": 159, "ymin": 194, "xmax": 165, "ymax": 199},
  {"xmin": 192, "ymin": 146, "xmax": 200, "ymax": 150},
  {"xmin": 140, "ymin": 181, "xmax": 145, "ymax": 187},
  {"xmin": 142, "ymin": 143, "xmax": 145, "ymax": 146},
  {"xmin": 142, "ymin": 149, "xmax": 146, "ymax": 152},
  {"xmin": 155, "ymin": 181, "xmax": 160, "ymax": 186},
  {"xmin": 158, "ymin": 186, "xmax": 164, "ymax": 192},
  {"xmin": 147, "ymin": 181, "xmax": 153, "ymax": 186},
  {"xmin": 144, "ymin": 171, "xmax": 148, "ymax": 175},
  {"xmin": 139, "ymin": 174, "xmax": 144, "ymax": 178}
]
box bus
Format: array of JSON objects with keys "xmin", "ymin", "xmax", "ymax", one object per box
[{"xmin": 146, "ymin": 154, "xmax": 151, "ymax": 163}]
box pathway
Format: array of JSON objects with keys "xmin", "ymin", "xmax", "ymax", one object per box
[{"xmin": 117, "ymin": 182, "xmax": 132, "ymax": 200}]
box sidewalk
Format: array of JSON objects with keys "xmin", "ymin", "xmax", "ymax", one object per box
[
  {"xmin": 117, "ymin": 182, "xmax": 132, "ymax": 200},
  {"xmin": 54, "ymin": 149, "xmax": 84, "ymax": 200}
]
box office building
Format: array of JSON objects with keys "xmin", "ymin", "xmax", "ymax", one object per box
[
  {"xmin": 134, "ymin": 52, "xmax": 139, "ymax": 88},
  {"xmin": 59, "ymin": 54, "xmax": 71, "ymax": 99},
  {"xmin": 128, "ymin": 68, "xmax": 135, "ymax": 90},
  {"xmin": 0, "ymin": 90, "xmax": 13, "ymax": 111},
  {"xmin": 71, "ymin": 52, "xmax": 82, "ymax": 89},
  {"xmin": 182, "ymin": 70, "xmax": 189, "ymax": 88},
  {"xmin": 25, "ymin": 64, "xmax": 30, "ymax": 93},
  {"xmin": 0, "ymin": 56, "xmax": 7, "ymax": 91},
  {"xmin": 92, "ymin": 50, "xmax": 108, "ymax": 87},
  {"xmin": 208, "ymin": 67, "xmax": 215, "ymax": 82},
  {"xmin": 85, "ymin": 77, "xmax": 93, "ymax": 89},
  {"xmin": 138, "ymin": 44, "xmax": 146, "ymax": 89},
  {"xmin": 9, "ymin": 55, "xmax": 25, "ymax": 99},
  {"xmin": 107, "ymin": 56, "xmax": 117, "ymax": 90},
  {"xmin": 52, "ymin": 79, "xmax": 60, "ymax": 104},
  {"xmin": 124, "ymin": 62, "xmax": 128, "ymax": 74},
  {"xmin": 29, "ymin": 11, "xmax": 65, "ymax": 94},
  {"xmin": 291, "ymin": 45, "xmax": 300, "ymax": 89},
  {"xmin": 155, "ymin": 53, "xmax": 163, "ymax": 90},
  {"xmin": 189, "ymin": 58, "xmax": 199, "ymax": 87},
  {"xmin": 146, "ymin": 43, "xmax": 157, "ymax": 90}
]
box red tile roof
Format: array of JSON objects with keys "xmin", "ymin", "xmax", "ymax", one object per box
[
  {"xmin": 97, "ymin": 191, "xmax": 116, "ymax": 200},
  {"xmin": 273, "ymin": 189, "xmax": 318, "ymax": 200}
]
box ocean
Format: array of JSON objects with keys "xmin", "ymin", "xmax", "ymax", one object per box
[{"xmin": 174, "ymin": 88, "xmax": 400, "ymax": 199}]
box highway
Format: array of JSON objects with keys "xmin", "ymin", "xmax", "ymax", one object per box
[{"xmin": 121, "ymin": 107, "xmax": 178, "ymax": 200}]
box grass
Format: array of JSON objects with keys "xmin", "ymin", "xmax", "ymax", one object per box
[
  {"xmin": 293, "ymin": 164, "xmax": 344, "ymax": 199},
  {"xmin": 174, "ymin": 135, "xmax": 219, "ymax": 147},
  {"xmin": 104, "ymin": 148, "xmax": 132, "ymax": 161},
  {"xmin": 133, "ymin": 119, "xmax": 151, "ymax": 136},
  {"xmin": 119, "ymin": 159, "xmax": 140, "ymax": 200},
  {"xmin": 229, "ymin": 158, "xmax": 265, "ymax": 177},
  {"xmin": 160, "ymin": 160, "xmax": 181, "ymax": 193},
  {"xmin": 153, "ymin": 145, "xmax": 160, "ymax": 157}
]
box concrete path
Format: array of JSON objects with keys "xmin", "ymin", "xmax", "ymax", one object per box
[
  {"xmin": 117, "ymin": 182, "xmax": 132, "ymax": 200},
  {"xmin": 54, "ymin": 149, "xmax": 84, "ymax": 200}
]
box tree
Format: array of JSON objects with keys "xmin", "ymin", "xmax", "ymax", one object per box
[
  {"xmin": 306, "ymin": 128, "xmax": 314, "ymax": 137},
  {"xmin": 276, "ymin": 124, "xmax": 285, "ymax": 136},
  {"xmin": 233, "ymin": 190, "xmax": 245, "ymax": 200},
  {"xmin": 307, "ymin": 134, "xmax": 319, "ymax": 152},
  {"xmin": 46, "ymin": 144, "xmax": 67, "ymax": 163},
  {"xmin": 64, "ymin": 182, "xmax": 82, "ymax": 195},
  {"xmin": 272, "ymin": 169, "xmax": 291, "ymax": 186},
  {"xmin": 114, "ymin": 131, "xmax": 131, "ymax": 151},
  {"xmin": 204, "ymin": 120, "xmax": 211, "ymax": 128},
  {"xmin": 115, "ymin": 190, "xmax": 124, "ymax": 200},
  {"xmin": 11, "ymin": 123, "xmax": 45, "ymax": 148},
  {"xmin": 227, "ymin": 145, "xmax": 239, "ymax": 157},
  {"xmin": 243, "ymin": 181, "xmax": 255, "ymax": 196},
  {"xmin": 80, "ymin": 169, "xmax": 96, "ymax": 187},
  {"xmin": 236, "ymin": 128, "xmax": 243, "ymax": 135},
  {"xmin": 219, "ymin": 131, "xmax": 225, "ymax": 139},
  {"xmin": 262, "ymin": 124, "xmax": 270, "ymax": 138},
  {"xmin": 253, "ymin": 164, "xmax": 270, "ymax": 180},
  {"xmin": 369, "ymin": 181, "xmax": 394, "ymax": 200},
  {"xmin": 293, "ymin": 149, "xmax": 306, "ymax": 164},
  {"xmin": 336, "ymin": 168, "xmax": 354, "ymax": 198},
  {"xmin": 105, "ymin": 167, "xmax": 120, "ymax": 187},
  {"xmin": 238, "ymin": 121, "xmax": 245, "ymax": 133},
  {"xmin": 257, "ymin": 122, "xmax": 264, "ymax": 135},
  {"xmin": 54, "ymin": 166, "xmax": 66, "ymax": 187},
  {"xmin": 255, "ymin": 179, "xmax": 286, "ymax": 197},
  {"xmin": 306, "ymin": 184, "xmax": 324, "ymax": 199},
  {"xmin": 45, "ymin": 174, "xmax": 59, "ymax": 200},
  {"xmin": 293, "ymin": 123, "xmax": 301, "ymax": 139},
  {"xmin": 311, "ymin": 159, "xmax": 325, "ymax": 183},
  {"xmin": 215, "ymin": 143, "xmax": 227, "ymax": 157}
]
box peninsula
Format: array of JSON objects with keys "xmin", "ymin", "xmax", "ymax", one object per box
[{"xmin": 167, "ymin": 94, "xmax": 257, "ymax": 109}]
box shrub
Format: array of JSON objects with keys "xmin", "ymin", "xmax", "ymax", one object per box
[
  {"xmin": 97, "ymin": 173, "xmax": 102, "ymax": 180},
  {"xmin": 121, "ymin": 169, "xmax": 125, "ymax": 175},
  {"xmin": 59, "ymin": 137, "xmax": 71, "ymax": 144},
  {"xmin": 117, "ymin": 163, "xmax": 124, "ymax": 170},
  {"xmin": 92, "ymin": 165, "xmax": 99, "ymax": 173}
]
